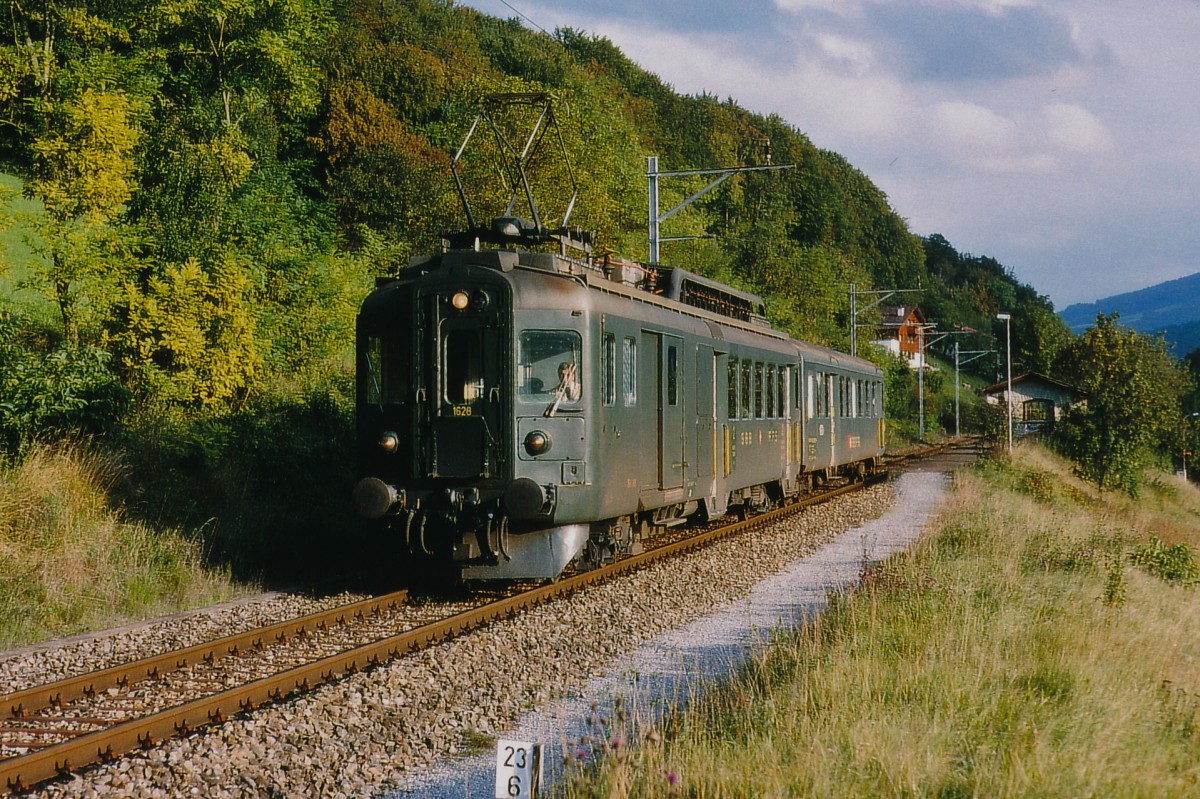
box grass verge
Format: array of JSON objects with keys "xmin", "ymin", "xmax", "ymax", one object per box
[
  {"xmin": 0, "ymin": 443, "xmax": 251, "ymax": 649},
  {"xmin": 561, "ymin": 444, "xmax": 1200, "ymax": 798}
]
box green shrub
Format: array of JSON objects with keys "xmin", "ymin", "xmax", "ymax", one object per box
[
  {"xmin": 1130, "ymin": 539, "xmax": 1199, "ymax": 586},
  {"xmin": 0, "ymin": 311, "xmax": 130, "ymax": 452}
]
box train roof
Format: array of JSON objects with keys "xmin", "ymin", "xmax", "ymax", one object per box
[{"xmin": 394, "ymin": 246, "xmax": 880, "ymax": 375}]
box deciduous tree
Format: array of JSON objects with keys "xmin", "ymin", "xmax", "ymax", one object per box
[{"xmin": 1054, "ymin": 313, "xmax": 1189, "ymax": 492}]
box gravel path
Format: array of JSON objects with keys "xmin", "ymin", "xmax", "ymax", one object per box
[
  {"xmin": 2, "ymin": 471, "xmax": 949, "ymax": 799},
  {"xmin": 392, "ymin": 470, "xmax": 949, "ymax": 798}
]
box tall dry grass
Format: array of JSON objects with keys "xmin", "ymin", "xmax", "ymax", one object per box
[
  {"xmin": 562, "ymin": 444, "xmax": 1200, "ymax": 798},
  {"xmin": 0, "ymin": 443, "xmax": 249, "ymax": 648}
]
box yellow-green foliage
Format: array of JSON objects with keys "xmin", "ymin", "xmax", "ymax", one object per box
[
  {"xmin": 30, "ymin": 89, "xmax": 140, "ymax": 226},
  {"xmin": 0, "ymin": 444, "xmax": 248, "ymax": 648},
  {"xmin": 564, "ymin": 444, "xmax": 1200, "ymax": 798},
  {"xmin": 110, "ymin": 256, "xmax": 261, "ymax": 406}
]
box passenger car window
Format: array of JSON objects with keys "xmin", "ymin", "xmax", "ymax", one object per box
[
  {"xmin": 622, "ymin": 336, "xmax": 637, "ymax": 406},
  {"xmin": 602, "ymin": 333, "xmax": 616, "ymax": 406}
]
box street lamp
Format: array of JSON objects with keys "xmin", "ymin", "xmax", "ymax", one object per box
[{"xmin": 996, "ymin": 312, "xmax": 1013, "ymax": 453}]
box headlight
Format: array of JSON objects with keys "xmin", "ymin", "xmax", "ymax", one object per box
[
  {"xmin": 523, "ymin": 430, "xmax": 552, "ymax": 456},
  {"xmin": 378, "ymin": 431, "xmax": 399, "ymax": 453},
  {"xmin": 451, "ymin": 291, "xmax": 470, "ymax": 310}
]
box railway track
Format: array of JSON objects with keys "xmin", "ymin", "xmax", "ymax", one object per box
[{"xmin": 1, "ymin": 445, "xmax": 974, "ymax": 795}]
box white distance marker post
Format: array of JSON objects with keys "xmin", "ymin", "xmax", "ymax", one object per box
[{"xmin": 495, "ymin": 739, "xmax": 543, "ymax": 799}]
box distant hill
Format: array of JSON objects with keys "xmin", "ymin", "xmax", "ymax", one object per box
[
  {"xmin": 1059, "ymin": 271, "xmax": 1200, "ymax": 356},
  {"xmin": 1160, "ymin": 319, "xmax": 1200, "ymax": 357}
]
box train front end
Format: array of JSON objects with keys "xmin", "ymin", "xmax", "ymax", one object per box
[{"xmin": 351, "ymin": 251, "xmax": 589, "ymax": 582}]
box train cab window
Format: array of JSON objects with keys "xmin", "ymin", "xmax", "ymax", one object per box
[
  {"xmin": 518, "ymin": 330, "xmax": 583, "ymax": 407},
  {"xmin": 623, "ymin": 336, "xmax": 637, "ymax": 406},
  {"xmin": 363, "ymin": 335, "xmax": 409, "ymax": 406},
  {"xmin": 443, "ymin": 329, "xmax": 482, "ymax": 404},
  {"xmin": 766, "ymin": 365, "xmax": 776, "ymax": 418},
  {"xmin": 602, "ymin": 333, "xmax": 616, "ymax": 406},
  {"xmin": 728, "ymin": 358, "xmax": 740, "ymax": 419}
]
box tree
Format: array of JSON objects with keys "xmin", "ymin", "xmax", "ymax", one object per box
[
  {"xmin": 28, "ymin": 88, "xmax": 141, "ymax": 345},
  {"xmin": 146, "ymin": 0, "xmax": 331, "ymax": 129},
  {"xmin": 1054, "ymin": 313, "xmax": 1189, "ymax": 492}
]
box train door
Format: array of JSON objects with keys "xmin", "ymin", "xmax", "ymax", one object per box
[
  {"xmin": 417, "ymin": 287, "xmax": 508, "ymax": 480},
  {"xmin": 657, "ymin": 334, "xmax": 685, "ymax": 491},
  {"xmin": 696, "ymin": 345, "xmax": 716, "ymax": 481}
]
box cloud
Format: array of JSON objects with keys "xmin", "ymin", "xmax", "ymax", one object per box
[
  {"xmin": 931, "ymin": 100, "xmax": 1058, "ymax": 173},
  {"xmin": 1040, "ymin": 103, "xmax": 1114, "ymax": 154},
  {"xmin": 546, "ymin": 0, "xmax": 787, "ymax": 37},
  {"xmin": 927, "ymin": 99, "xmax": 1113, "ymax": 173},
  {"xmin": 874, "ymin": 4, "xmax": 1090, "ymax": 82}
]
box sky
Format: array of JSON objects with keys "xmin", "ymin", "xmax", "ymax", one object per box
[{"xmin": 456, "ymin": 0, "xmax": 1200, "ymax": 309}]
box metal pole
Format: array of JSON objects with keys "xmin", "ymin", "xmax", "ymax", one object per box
[
  {"xmin": 645, "ymin": 158, "xmax": 794, "ymax": 264},
  {"xmin": 849, "ymin": 283, "xmax": 857, "ymax": 356},
  {"xmin": 918, "ymin": 325, "xmax": 925, "ymax": 441},
  {"xmin": 954, "ymin": 341, "xmax": 960, "ymax": 438},
  {"xmin": 1006, "ymin": 317, "xmax": 1013, "ymax": 452},
  {"xmin": 996, "ymin": 313, "xmax": 1013, "ymax": 453},
  {"xmin": 647, "ymin": 156, "xmax": 659, "ymax": 263}
]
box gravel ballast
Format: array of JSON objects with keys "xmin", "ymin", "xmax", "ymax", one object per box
[{"xmin": 5, "ymin": 471, "xmax": 950, "ymax": 799}]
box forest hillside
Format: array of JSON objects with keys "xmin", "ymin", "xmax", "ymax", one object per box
[{"xmin": 8, "ymin": 0, "xmax": 1190, "ymax": 609}]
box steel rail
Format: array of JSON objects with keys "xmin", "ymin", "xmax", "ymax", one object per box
[
  {"xmin": 1, "ymin": 474, "xmax": 887, "ymax": 794},
  {"xmin": 1, "ymin": 591, "xmax": 409, "ymax": 725}
]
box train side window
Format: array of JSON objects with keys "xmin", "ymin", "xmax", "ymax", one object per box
[
  {"xmin": 807, "ymin": 373, "xmax": 816, "ymax": 420},
  {"xmin": 766, "ymin": 365, "xmax": 776, "ymax": 418},
  {"xmin": 753, "ymin": 362, "xmax": 764, "ymax": 419},
  {"xmin": 623, "ymin": 337, "xmax": 637, "ymax": 406},
  {"xmin": 741, "ymin": 360, "xmax": 752, "ymax": 419},
  {"xmin": 518, "ymin": 330, "xmax": 582, "ymax": 405},
  {"xmin": 602, "ymin": 333, "xmax": 616, "ymax": 406},
  {"xmin": 825, "ymin": 374, "xmax": 835, "ymax": 417},
  {"xmin": 779, "ymin": 366, "xmax": 787, "ymax": 418},
  {"xmin": 728, "ymin": 358, "xmax": 740, "ymax": 420},
  {"xmin": 666, "ymin": 344, "xmax": 679, "ymax": 406}
]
